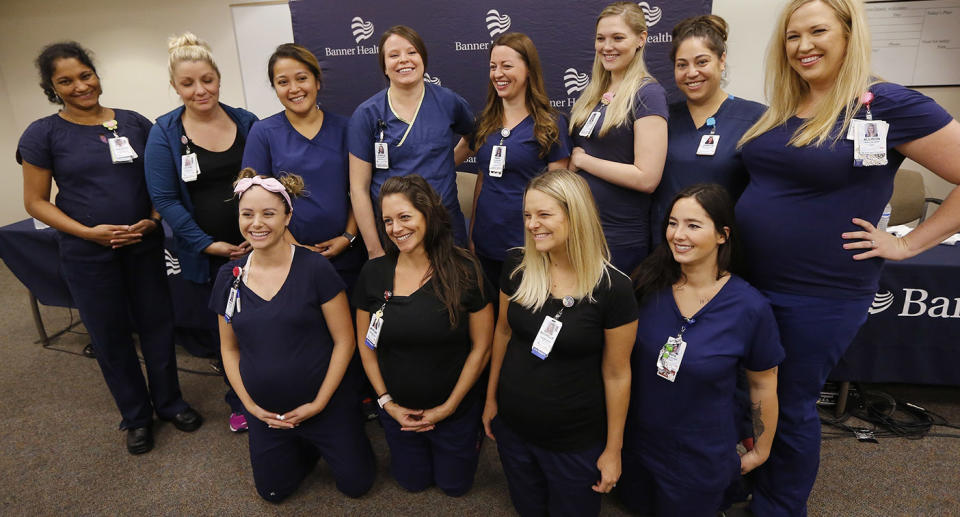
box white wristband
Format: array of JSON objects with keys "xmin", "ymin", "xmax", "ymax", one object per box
[{"xmin": 377, "ymin": 393, "xmax": 393, "ymax": 409}]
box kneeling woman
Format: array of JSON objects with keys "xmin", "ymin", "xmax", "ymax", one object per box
[
  {"xmin": 619, "ymin": 184, "xmax": 782, "ymax": 516},
  {"xmin": 484, "ymin": 169, "xmax": 637, "ymax": 517},
  {"xmin": 211, "ymin": 169, "xmax": 375, "ymax": 502},
  {"xmin": 354, "ymin": 175, "xmax": 494, "ymax": 496}
]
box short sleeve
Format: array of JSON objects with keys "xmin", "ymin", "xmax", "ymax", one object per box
[
  {"xmin": 351, "ymin": 256, "xmax": 386, "ymax": 312},
  {"xmin": 547, "ymin": 115, "xmax": 572, "ymax": 162},
  {"xmin": 132, "ymin": 111, "xmax": 154, "ymax": 135},
  {"xmin": 601, "ymin": 269, "xmax": 639, "ymax": 329},
  {"xmin": 499, "ymin": 249, "xmax": 524, "ymax": 296},
  {"xmin": 17, "ymin": 119, "xmax": 53, "ymax": 169},
  {"xmin": 241, "ymin": 121, "xmax": 273, "ymax": 175},
  {"xmin": 743, "ymin": 300, "xmax": 785, "ymax": 372},
  {"xmin": 348, "ymin": 102, "xmax": 376, "ymax": 163},
  {"xmin": 463, "ymin": 261, "xmax": 495, "ymax": 313},
  {"xmin": 870, "ymin": 82, "xmax": 953, "ymax": 148},
  {"xmin": 633, "ymin": 81, "xmax": 669, "ymax": 121},
  {"xmin": 450, "ymin": 90, "xmax": 476, "ymax": 136},
  {"xmin": 307, "ymin": 252, "xmax": 346, "ymax": 305},
  {"xmin": 208, "ymin": 261, "xmax": 239, "ymax": 315}
]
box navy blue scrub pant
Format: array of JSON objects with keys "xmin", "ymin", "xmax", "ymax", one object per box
[
  {"xmin": 751, "ymin": 290, "xmax": 872, "ymax": 517},
  {"xmin": 245, "ymin": 401, "xmax": 375, "ymax": 502},
  {"xmin": 61, "ymin": 241, "xmax": 188, "ymax": 429},
  {"xmin": 379, "ymin": 398, "xmax": 484, "ymax": 496},
  {"xmin": 618, "ymin": 446, "xmax": 729, "ymax": 517},
  {"xmin": 491, "ymin": 416, "xmax": 603, "ymax": 517}
]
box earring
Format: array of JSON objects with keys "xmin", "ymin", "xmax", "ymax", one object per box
[{"xmin": 721, "ymin": 68, "xmax": 728, "ymax": 81}]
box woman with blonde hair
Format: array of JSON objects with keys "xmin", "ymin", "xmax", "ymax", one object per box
[
  {"xmin": 211, "ymin": 169, "xmax": 375, "ymax": 502},
  {"xmin": 145, "ymin": 32, "xmax": 258, "ymax": 432},
  {"xmin": 482, "ymin": 169, "xmax": 637, "ymax": 516},
  {"xmin": 568, "ymin": 1, "xmax": 668, "ymax": 274},
  {"xmin": 735, "ymin": 1, "xmax": 960, "ymax": 514},
  {"xmin": 461, "ymin": 32, "xmax": 570, "ymax": 286}
]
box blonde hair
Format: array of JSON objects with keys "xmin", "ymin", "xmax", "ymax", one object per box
[
  {"xmin": 233, "ymin": 168, "xmax": 306, "ymax": 213},
  {"xmin": 569, "ymin": 2, "xmax": 656, "ymax": 138},
  {"xmin": 167, "ymin": 32, "xmax": 220, "ymax": 82},
  {"xmin": 738, "ymin": 0, "xmax": 876, "ymax": 149},
  {"xmin": 510, "ymin": 169, "xmax": 612, "ymax": 312}
]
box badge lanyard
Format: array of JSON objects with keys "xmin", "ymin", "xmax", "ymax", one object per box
[
  {"xmin": 180, "ymin": 134, "xmax": 201, "ymax": 182},
  {"xmin": 103, "ymin": 119, "xmax": 138, "ymax": 164},
  {"xmin": 488, "ymin": 127, "xmax": 510, "ymax": 177},
  {"xmin": 365, "ymin": 290, "xmax": 392, "ymax": 350},
  {"xmin": 696, "ymin": 116, "xmax": 719, "ymax": 156},
  {"xmin": 848, "ymin": 91, "xmax": 888, "ymax": 167},
  {"xmin": 374, "ymin": 119, "xmax": 390, "ymax": 170},
  {"xmin": 225, "ymin": 253, "xmax": 253, "ymax": 323},
  {"xmin": 531, "ymin": 295, "xmax": 575, "ymax": 360},
  {"xmin": 656, "ymin": 317, "xmax": 694, "ymax": 382}
]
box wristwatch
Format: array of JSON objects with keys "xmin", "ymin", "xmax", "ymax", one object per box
[
  {"xmin": 377, "ymin": 393, "xmax": 393, "ymax": 409},
  {"xmin": 342, "ymin": 231, "xmax": 357, "ymax": 248}
]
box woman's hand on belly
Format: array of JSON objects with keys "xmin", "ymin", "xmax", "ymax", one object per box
[
  {"xmin": 313, "ymin": 235, "xmax": 351, "ymax": 258},
  {"xmin": 246, "ymin": 402, "xmax": 296, "ymax": 430},
  {"xmin": 278, "ymin": 400, "xmax": 326, "ymax": 426}
]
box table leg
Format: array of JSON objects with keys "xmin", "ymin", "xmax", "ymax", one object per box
[
  {"xmin": 835, "ymin": 381, "xmax": 851, "ymax": 418},
  {"xmin": 29, "ymin": 292, "xmax": 50, "ymax": 347}
]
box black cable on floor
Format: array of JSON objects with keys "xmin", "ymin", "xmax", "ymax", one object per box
[{"xmin": 819, "ymin": 383, "xmax": 960, "ymax": 440}]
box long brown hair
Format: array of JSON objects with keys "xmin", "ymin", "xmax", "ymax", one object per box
[
  {"xmin": 378, "ymin": 175, "xmax": 485, "ymax": 328},
  {"xmin": 473, "ymin": 33, "xmax": 560, "ymax": 159}
]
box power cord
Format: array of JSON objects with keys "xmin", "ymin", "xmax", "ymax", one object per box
[{"xmin": 819, "ymin": 383, "xmax": 960, "ymax": 440}]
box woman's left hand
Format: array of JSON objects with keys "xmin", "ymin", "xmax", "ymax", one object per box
[
  {"xmin": 842, "ymin": 218, "xmax": 912, "ymax": 261},
  {"xmin": 413, "ymin": 404, "xmax": 454, "ymax": 433},
  {"xmin": 313, "ymin": 235, "xmax": 351, "ymax": 258},
  {"xmin": 592, "ymin": 448, "xmax": 621, "ymax": 493},
  {"xmin": 570, "ymin": 147, "xmax": 586, "ymax": 172},
  {"xmin": 738, "ymin": 448, "xmax": 767, "ymax": 475},
  {"xmin": 110, "ymin": 219, "xmax": 158, "ymax": 248},
  {"xmin": 277, "ymin": 401, "xmax": 323, "ymax": 427}
]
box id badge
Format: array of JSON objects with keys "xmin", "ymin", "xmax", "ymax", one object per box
[
  {"xmin": 531, "ymin": 316, "xmax": 562, "ymax": 360},
  {"xmin": 488, "ymin": 145, "xmax": 506, "ymax": 177},
  {"xmin": 225, "ymin": 286, "xmax": 239, "ymax": 323},
  {"xmin": 181, "ymin": 153, "xmax": 200, "ymax": 182},
  {"xmin": 374, "ymin": 142, "xmax": 389, "ymax": 169},
  {"xmin": 696, "ymin": 134, "xmax": 719, "ymax": 156},
  {"xmin": 656, "ymin": 335, "xmax": 687, "ymax": 382},
  {"xmin": 578, "ymin": 111, "xmax": 602, "ymax": 138},
  {"xmin": 850, "ymin": 119, "xmax": 889, "ymax": 167},
  {"xmin": 108, "ymin": 137, "xmax": 136, "ymax": 163},
  {"xmin": 365, "ymin": 309, "xmax": 384, "ymax": 350}
]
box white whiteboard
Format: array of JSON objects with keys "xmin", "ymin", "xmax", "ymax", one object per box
[
  {"xmin": 230, "ymin": 2, "xmax": 294, "ymax": 119},
  {"xmin": 867, "ymin": 0, "xmax": 960, "ymax": 86}
]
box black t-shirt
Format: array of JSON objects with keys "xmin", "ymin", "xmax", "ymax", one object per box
[
  {"xmin": 187, "ymin": 131, "xmax": 244, "ymax": 245},
  {"xmin": 497, "ymin": 251, "xmax": 638, "ymax": 451},
  {"xmin": 352, "ymin": 254, "xmax": 493, "ymax": 418}
]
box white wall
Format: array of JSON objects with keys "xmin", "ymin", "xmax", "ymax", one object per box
[{"xmin": 0, "ymin": 0, "xmax": 956, "ymax": 226}]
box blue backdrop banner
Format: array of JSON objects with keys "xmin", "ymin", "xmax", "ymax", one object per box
[{"xmin": 290, "ymin": 0, "xmax": 711, "ymax": 168}]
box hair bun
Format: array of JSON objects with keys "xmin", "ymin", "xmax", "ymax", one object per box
[
  {"xmin": 168, "ymin": 32, "xmax": 211, "ymax": 54},
  {"xmin": 699, "ymin": 15, "xmax": 729, "ymax": 42}
]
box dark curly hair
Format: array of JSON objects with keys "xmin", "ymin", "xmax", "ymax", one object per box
[
  {"xmin": 35, "ymin": 42, "xmax": 98, "ymax": 105},
  {"xmin": 378, "ymin": 175, "xmax": 484, "ymax": 328}
]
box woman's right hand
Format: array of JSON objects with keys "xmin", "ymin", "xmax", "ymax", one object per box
[
  {"xmin": 246, "ymin": 403, "xmax": 295, "ymax": 430},
  {"xmin": 482, "ymin": 399, "xmax": 498, "ymax": 441},
  {"xmin": 384, "ymin": 401, "xmax": 429, "ymax": 430},
  {"xmin": 204, "ymin": 241, "xmax": 246, "ymax": 258},
  {"xmin": 85, "ymin": 224, "xmax": 140, "ymax": 248}
]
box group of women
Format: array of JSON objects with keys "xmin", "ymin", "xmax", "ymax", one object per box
[{"xmin": 16, "ymin": 0, "xmax": 960, "ymax": 515}]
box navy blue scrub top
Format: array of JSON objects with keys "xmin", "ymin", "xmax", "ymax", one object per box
[
  {"xmin": 628, "ymin": 275, "xmax": 783, "ymax": 491},
  {"xmin": 242, "ymin": 111, "xmax": 352, "ymax": 247},
  {"xmin": 473, "ymin": 114, "xmax": 571, "ymax": 261},
  {"xmin": 650, "ymin": 96, "xmax": 766, "ymax": 246},
  {"xmin": 209, "ymin": 247, "xmax": 346, "ymax": 413},
  {"xmin": 736, "ymin": 82, "xmax": 953, "ymax": 299},
  {"xmin": 17, "ymin": 109, "xmax": 155, "ymax": 260},
  {"xmin": 348, "ymin": 83, "xmax": 475, "ymax": 244},
  {"xmin": 570, "ymin": 82, "xmax": 669, "ymax": 251}
]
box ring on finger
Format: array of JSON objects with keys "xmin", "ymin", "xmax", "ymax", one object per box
[{"xmin": 871, "ymin": 240, "xmax": 876, "ymax": 248}]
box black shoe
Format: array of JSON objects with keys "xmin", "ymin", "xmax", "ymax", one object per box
[
  {"xmin": 163, "ymin": 408, "xmax": 204, "ymax": 432},
  {"xmin": 126, "ymin": 425, "xmax": 154, "ymax": 455},
  {"xmin": 82, "ymin": 343, "xmax": 96, "ymax": 358}
]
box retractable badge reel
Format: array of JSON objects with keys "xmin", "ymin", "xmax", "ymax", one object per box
[
  {"xmin": 104, "ymin": 120, "xmax": 137, "ymax": 164},
  {"xmin": 696, "ymin": 117, "xmax": 719, "ymax": 156},
  {"xmin": 225, "ymin": 266, "xmax": 243, "ymax": 323},
  {"xmin": 374, "ymin": 120, "xmax": 390, "ymax": 170},
  {"xmin": 531, "ymin": 296, "xmax": 574, "ymax": 360},
  {"xmin": 488, "ymin": 128, "xmax": 509, "ymax": 177},
  {"xmin": 365, "ymin": 290, "xmax": 391, "ymax": 350},
  {"xmin": 656, "ymin": 317, "xmax": 693, "ymax": 382},
  {"xmin": 180, "ymin": 135, "xmax": 200, "ymax": 182}
]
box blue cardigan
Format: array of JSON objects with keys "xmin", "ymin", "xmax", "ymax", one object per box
[{"xmin": 144, "ymin": 103, "xmax": 258, "ymax": 284}]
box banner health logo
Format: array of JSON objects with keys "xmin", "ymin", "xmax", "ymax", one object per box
[
  {"xmin": 486, "ymin": 9, "xmax": 511, "ymax": 39},
  {"xmin": 424, "ymin": 73, "xmax": 442, "ymax": 86},
  {"xmin": 351, "ymin": 17, "xmax": 375, "ymax": 43},
  {"xmin": 164, "ymin": 249, "xmax": 181, "ymax": 276},
  {"xmin": 869, "ymin": 290, "xmax": 895, "ymax": 314},
  {"xmin": 564, "ymin": 68, "xmax": 589, "ymax": 95},
  {"xmin": 637, "ymin": 2, "xmax": 662, "ymax": 27}
]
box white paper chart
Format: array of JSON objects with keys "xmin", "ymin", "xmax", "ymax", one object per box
[{"xmin": 867, "ymin": 0, "xmax": 960, "ymax": 86}]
